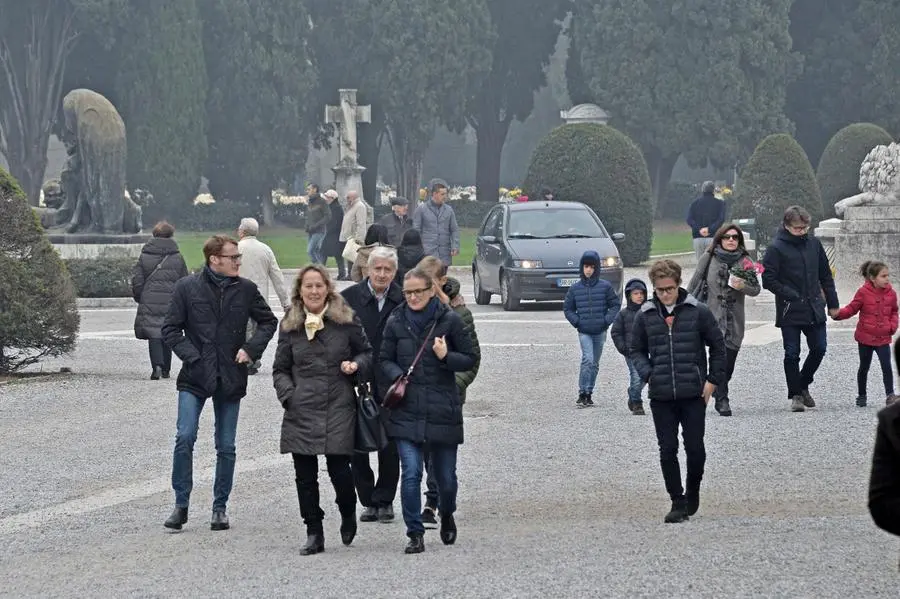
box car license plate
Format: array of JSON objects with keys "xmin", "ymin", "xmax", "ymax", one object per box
[{"xmin": 557, "ymin": 278, "xmax": 579, "ymax": 287}]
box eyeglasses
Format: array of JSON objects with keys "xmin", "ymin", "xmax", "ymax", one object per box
[
  {"xmin": 403, "ymin": 287, "xmax": 432, "ymax": 298},
  {"xmin": 788, "ymin": 224, "xmax": 809, "ymax": 233},
  {"xmin": 655, "ymin": 285, "xmax": 678, "ymax": 294},
  {"xmin": 218, "ymin": 253, "xmax": 242, "ymax": 262},
  {"xmin": 722, "ymin": 234, "xmax": 740, "ymax": 241}
]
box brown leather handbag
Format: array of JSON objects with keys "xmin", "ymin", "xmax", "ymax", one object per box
[{"xmin": 383, "ymin": 321, "xmax": 437, "ymax": 409}]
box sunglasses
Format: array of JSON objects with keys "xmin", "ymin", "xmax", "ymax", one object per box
[{"xmin": 722, "ymin": 234, "xmax": 740, "ymax": 241}]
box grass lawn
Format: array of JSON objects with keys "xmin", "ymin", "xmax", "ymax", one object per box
[{"xmin": 175, "ymin": 221, "xmax": 693, "ymax": 270}]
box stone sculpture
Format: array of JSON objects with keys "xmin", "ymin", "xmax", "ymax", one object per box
[
  {"xmin": 36, "ymin": 89, "xmax": 142, "ymax": 234},
  {"xmin": 834, "ymin": 143, "xmax": 900, "ymax": 216}
]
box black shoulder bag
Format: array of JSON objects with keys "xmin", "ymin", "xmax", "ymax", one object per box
[{"xmin": 355, "ymin": 382, "xmax": 388, "ymax": 453}]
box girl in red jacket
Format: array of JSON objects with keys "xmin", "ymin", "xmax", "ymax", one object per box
[{"xmin": 835, "ymin": 261, "xmax": 899, "ymax": 407}]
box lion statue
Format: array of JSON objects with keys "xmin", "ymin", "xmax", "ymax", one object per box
[{"xmin": 835, "ymin": 143, "xmax": 900, "ymax": 217}]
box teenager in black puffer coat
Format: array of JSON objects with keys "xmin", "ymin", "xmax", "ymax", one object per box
[{"xmin": 631, "ymin": 260, "xmax": 726, "ymax": 525}]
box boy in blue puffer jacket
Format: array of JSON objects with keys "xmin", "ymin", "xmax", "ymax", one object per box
[{"xmin": 564, "ymin": 250, "xmax": 621, "ymax": 407}]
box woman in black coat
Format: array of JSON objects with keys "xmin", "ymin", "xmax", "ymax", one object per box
[
  {"xmin": 395, "ymin": 229, "xmax": 426, "ymax": 286},
  {"xmin": 131, "ymin": 221, "xmax": 189, "ymax": 379},
  {"xmin": 380, "ymin": 267, "xmax": 477, "ymax": 554},
  {"xmin": 321, "ymin": 190, "xmax": 348, "ymax": 280},
  {"xmin": 272, "ymin": 264, "xmax": 373, "ymax": 555}
]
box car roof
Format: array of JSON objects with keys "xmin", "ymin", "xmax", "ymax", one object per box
[{"xmin": 504, "ymin": 201, "xmax": 587, "ymax": 211}]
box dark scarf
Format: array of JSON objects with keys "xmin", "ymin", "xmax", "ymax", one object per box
[
  {"xmin": 406, "ymin": 296, "xmax": 439, "ymax": 336},
  {"xmin": 713, "ymin": 247, "xmax": 744, "ymax": 267},
  {"xmin": 204, "ymin": 265, "xmax": 236, "ymax": 288}
]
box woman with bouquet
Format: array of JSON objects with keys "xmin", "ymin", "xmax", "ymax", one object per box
[{"xmin": 688, "ymin": 223, "xmax": 761, "ymax": 416}]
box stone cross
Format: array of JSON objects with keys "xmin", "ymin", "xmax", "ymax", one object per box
[{"xmin": 325, "ymin": 89, "xmax": 371, "ymax": 166}]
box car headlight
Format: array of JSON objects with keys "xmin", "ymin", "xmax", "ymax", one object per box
[
  {"xmin": 512, "ymin": 259, "xmax": 543, "ymax": 269},
  {"xmin": 602, "ymin": 256, "xmax": 622, "ymax": 268}
]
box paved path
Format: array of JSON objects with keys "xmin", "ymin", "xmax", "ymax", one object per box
[{"xmin": 1, "ymin": 270, "xmax": 897, "ymax": 597}]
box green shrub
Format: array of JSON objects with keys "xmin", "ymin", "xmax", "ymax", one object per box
[
  {"xmin": 661, "ymin": 182, "xmax": 700, "ymax": 220},
  {"xmin": 816, "ymin": 123, "xmax": 893, "ymax": 218},
  {"xmin": 732, "ymin": 134, "xmax": 822, "ymax": 248},
  {"xmin": 446, "ymin": 200, "xmax": 496, "ymax": 228},
  {"xmin": 65, "ymin": 258, "xmax": 136, "ymax": 298},
  {"xmin": 0, "ymin": 167, "xmax": 80, "ymax": 373},
  {"xmin": 522, "ymin": 123, "xmax": 653, "ymax": 265},
  {"xmin": 175, "ymin": 202, "xmax": 259, "ymax": 231}
]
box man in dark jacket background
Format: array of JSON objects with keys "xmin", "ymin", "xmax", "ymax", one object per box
[
  {"xmin": 686, "ymin": 181, "xmax": 725, "ymax": 259},
  {"xmin": 322, "ymin": 189, "xmax": 348, "ymax": 279},
  {"xmin": 378, "ymin": 196, "xmax": 412, "ymax": 247},
  {"xmin": 161, "ymin": 234, "xmax": 277, "ymax": 532},
  {"xmin": 762, "ymin": 205, "xmax": 839, "ymax": 413},
  {"xmin": 631, "ymin": 259, "xmax": 726, "ymax": 524},
  {"xmin": 563, "ymin": 250, "xmax": 621, "ymax": 407},
  {"xmin": 869, "ymin": 340, "xmax": 900, "ymax": 539},
  {"xmin": 341, "ymin": 246, "xmax": 404, "ymax": 524},
  {"xmin": 305, "ymin": 184, "xmax": 330, "ymax": 265}
]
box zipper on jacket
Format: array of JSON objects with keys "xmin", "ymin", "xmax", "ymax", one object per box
[{"xmin": 668, "ymin": 324, "xmax": 677, "ymax": 401}]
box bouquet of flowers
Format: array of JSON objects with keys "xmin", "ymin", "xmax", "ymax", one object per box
[{"xmin": 728, "ymin": 257, "xmax": 764, "ymax": 289}]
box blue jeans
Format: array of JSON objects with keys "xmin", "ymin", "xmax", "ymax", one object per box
[
  {"xmin": 171, "ymin": 388, "xmax": 241, "ymax": 510},
  {"xmin": 625, "ymin": 358, "xmax": 645, "ymax": 404},
  {"xmin": 307, "ymin": 232, "xmax": 325, "ymax": 264},
  {"xmin": 578, "ymin": 332, "xmax": 606, "ymax": 393},
  {"xmin": 781, "ymin": 323, "xmax": 827, "ymax": 399},
  {"xmin": 396, "ymin": 440, "xmax": 458, "ymax": 537}
]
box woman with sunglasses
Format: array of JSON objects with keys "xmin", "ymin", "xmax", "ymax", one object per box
[
  {"xmin": 688, "ymin": 223, "xmax": 761, "ymax": 416},
  {"xmin": 379, "ymin": 267, "xmax": 477, "ymax": 554}
]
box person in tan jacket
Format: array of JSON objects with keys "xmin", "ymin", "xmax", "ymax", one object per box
[
  {"xmin": 238, "ymin": 217, "xmax": 290, "ymax": 374},
  {"xmin": 340, "ymin": 190, "xmax": 368, "ymax": 268}
]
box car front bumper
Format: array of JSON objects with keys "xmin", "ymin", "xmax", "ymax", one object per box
[{"xmin": 506, "ymin": 268, "xmax": 624, "ymax": 301}]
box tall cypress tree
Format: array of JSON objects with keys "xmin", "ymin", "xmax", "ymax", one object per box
[{"xmin": 115, "ymin": 0, "xmax": 207, "ymax": 222}]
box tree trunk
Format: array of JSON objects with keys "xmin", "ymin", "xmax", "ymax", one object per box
[
  {"xmin": 387, "ymin": 123, "xmax": 424, "ymax": 218},
  {"xmin": 260, "ymin": 192, "xmax": 275, "ymax": 227},
  {"xmin": 473, "ymin": 115, "xmax": 511, "ymax": 203},
  {"xmin": 0, "ymin": 3, "xmax": 77, "ymax": 206},
  {"xmin": 645, "ymin": 148, "xmax": 678, "ymax": 219}
]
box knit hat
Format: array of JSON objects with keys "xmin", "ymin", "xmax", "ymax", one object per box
[{"xmin": 324, "ymin": 189, "xmax": 338, "ymax": 199}]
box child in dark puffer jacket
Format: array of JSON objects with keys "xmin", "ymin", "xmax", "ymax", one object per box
[{"xmin": 611, "ymin": 278, "xmax": 648, "ymax": 415}]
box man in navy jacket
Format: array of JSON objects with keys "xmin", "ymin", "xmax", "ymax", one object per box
[
  {"xmin": 686, "ymin": 181, "xmax": 725, "ymax": 259},
  {"xmin": 563, "ymin": 250, "xmax": 620, "ymax": 407}
]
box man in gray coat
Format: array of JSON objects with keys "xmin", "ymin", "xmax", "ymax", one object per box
[{"xmin": 412, "ymin": 180, "xmax": 460, "ymax": 265}]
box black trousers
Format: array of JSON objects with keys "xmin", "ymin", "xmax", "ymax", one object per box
[
  {"xmin": 352, "ymin": 439, "xmax": 400, "ymax": 508},
  {"xmin": 292, "ymin": 454, "xmax": 356, "ymax": 534},
  {"xmin": 649, "ymin": 397, "xmax": 707, "ymax": 500},
  {"xmin": 148, "ymin": 338, "xmax": 172, "ymax": 372},
  {"xmin": 858, "ymin": 343, "xmax": 894, "ymax": 397},
  {"xmin": 713, "ymin": 348, "xmax": 740, "ymax": 401}
]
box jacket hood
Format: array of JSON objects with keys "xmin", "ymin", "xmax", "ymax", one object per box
[
  {"xmin": 624, "ymin": 278, "xmax": 648, "ymax": 307},
  {"xmin": 776, "ymin": 227, "xmax": 808, "ymax": 245},
  {"xmin": 580, "ymin": 250, "xmax": 601, "ymax": 280},
  {"xmin": 142, "ymin": 236, "xmax": 180, "ymax": 256},
  {"xmin": 398, "ymin": 245, "xmax": 425, "ymax": 267}
]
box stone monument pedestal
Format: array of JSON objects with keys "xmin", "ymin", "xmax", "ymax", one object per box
[
  {"xmin": 47, "ymin": 233, "xmax": 150, "ymax": 259},
  {"xmin": 831, "ymin": 205, "xmax": 900, "ymax": 296}
]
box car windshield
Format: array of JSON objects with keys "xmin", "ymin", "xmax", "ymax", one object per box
[{"xmin": 507, "ymin": 209, "xmax": 607, "ymax": 239}]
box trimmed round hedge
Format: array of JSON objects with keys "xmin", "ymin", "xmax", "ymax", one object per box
[
  {"xmin": 522, "ymin": 123, "xmax": 653, "ymax": 265},
  {"xmin": 0, "ymin": 166, "xmax": 80, "ymax": 373},
  {"xmin": 816, "ymin": 123, "xmax": 893, "ymax": 219},
  {"xmin": 732, "ymin": 134, "xmax": 822, "ymax": 248}
]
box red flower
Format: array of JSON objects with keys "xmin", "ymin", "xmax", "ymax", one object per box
[{"xmin": 665, "ymin": 316, "xmax": 674, "ymax": 328}]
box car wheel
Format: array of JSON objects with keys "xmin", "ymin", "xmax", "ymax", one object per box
[
  {"xmin": 500, "ymin": 272, "xmax": 521, "ymax": 311},
  {"xmin": 473, "ymin": 269, "xmax": 492, "ymax": 305}
]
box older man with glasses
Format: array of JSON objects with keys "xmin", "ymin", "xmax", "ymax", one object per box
[{"xmin": 762, "ymin": 205, "xmax": 840, "ymax": 413}]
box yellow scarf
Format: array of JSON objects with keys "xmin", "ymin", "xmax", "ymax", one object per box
[{"xmin": 304, "ymin": 304, "xmax": 328, "ymax": 340}]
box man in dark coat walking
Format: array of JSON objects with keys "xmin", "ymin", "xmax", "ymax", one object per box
[
  {"xmin": 762, "ymin": 205, "xmax": 839, "ymax": 412},
  {"xmin": 341, "ymin": 246, "xmax": 405, "ymax": 523},
  {"xmin": 322, "ymin": 189, "xmax": 348, "ymax": 279},
  {"xmin": 305, "ymin": 184, "xmax": 330, "ymax": 264},
  {"xmin": 686, "ymin": 181, "xmax": 725, "ymax": 259},
  {"xmin": 160, "ymin": 234, "xmax": 277, "ymax": 532},
  {"xmin": 378, "ymin": 196, "xmax": 412, "ymax": 247}
]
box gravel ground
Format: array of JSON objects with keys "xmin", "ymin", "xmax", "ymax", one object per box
[{"xmin": 1, "ymin": 270, "xmax": 896, "ymax": 598}]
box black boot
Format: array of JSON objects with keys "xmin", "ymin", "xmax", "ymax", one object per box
[
  {"xmin": 164, "ymin": 506, "xmax": 188, "ymax": 530},
  {"xmin": 360, "ymin": 506, "xmax": 378, "ymax": 522},
  {"xmin": 151, "ymin": 366, "xmax": 162, "ymax": 380},
  {"xmin": 440, "ymin": 514, "xmax": 457, "ymax": 545},
  {"xmin": 576, "ymin": 392, "xmax": 586, "ymax": 407},
  {"xmin": 300, "ymin": 530, "xmax": 325, "ymax": 555},
  {"xmin": 583, "ymin": 393, "xmax": 595, "ymax": 407},
  {"xmin": 340, "ymin": 511, "xmax": 357, "ymax": 546},
  {"xmin": 210, "ymin": 509, "xmax": 230, "ymax": 531},
  {"xmin": 405, "ymin": 533, "xmax": 425, "ymax": 554},
  {"xmin": 717, "ymin": 397, "xmax": 732, "ymax": 417},
  {"xmin": 685, "ymin": 490, "xmax": 700, "ymax": 516},
  {"xmin": 664, "ymin": 498, "xmax": 689, "ymax": 523}
]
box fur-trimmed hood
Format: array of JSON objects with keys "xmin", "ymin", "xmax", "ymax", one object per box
[{"xmin": 281, "ymin": 291, "xmax": 356, "ymax": 332}]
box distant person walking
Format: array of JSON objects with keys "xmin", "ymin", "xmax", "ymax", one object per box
[
  {"xmin": 322, "ymin": 189, "xmax": 348, "ymax": 280},
  {"xmin": 304, "ymin": 184, "xmax": 331, "ymax": 265},
  {"xmin": 686, "ymin": 181, "xmax": 725, "ymax": 260},
  {"xmin": 161, "ymin": 235, "xmax": 277, "ymax": 532},
  {"xmin": 396, "ymin": 229, "xmax": 426, "ymax": 286},
  {"xmin": 340, "ymin": 189, "xmax": 368, "ymax": 272},
  {"xmin": 378, "ymin": 196, "xmax": 412, "ymax": 246},
  {"xmin": 238, "ymin": 217, "xmax": 290, "ymax": 375},
  {"xmin": 413, "ymin": 180, "xmax": 460, "ymax": 266},
  {"xmin": 351, "ymin": 224, "xmax": 392, "ymax": 283},
  {"xmin": 762, "ymin": 206, "xmax": 840, "ymax": 413},
  {"xmin": 131, "ymin": 221, "xmax": 189, "ymax": 380}
]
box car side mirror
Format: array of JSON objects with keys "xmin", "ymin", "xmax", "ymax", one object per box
[
  {"xmin": 480, "ymin": 235, "xmax": 499, "ymax": 244},
  {"xmin": 612, "ymin": 233, "xmax": 625, "ymax": 242}
]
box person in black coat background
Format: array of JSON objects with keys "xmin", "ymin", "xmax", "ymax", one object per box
[
  {"xmin": 341, "ymin": 246, "xmax": 405, "ymax": 524},
  {"xmin": 611, "ymin": 277, "xmax": 648, "ymax": 414},
  {"xmin": 322, "ymin": 189, "xmax": 348, "ymax": 279},
  {"xmin": 631, "ymin": 260, "xmax": 726, "ymax": 524},
  {"xmin": 395, "ymin": 229, "xmax": 426, "ymax": 286},
  {"xmin": 131, "ymin": 221, "xmax": 189, "ymax": 379},
  {"xmin": 686, "ymin": 181, "xmax": 725, "ymax": 259},
  {"xmin": 160, "ymin": 235, "xmax": 277, "ymax": 532},
  {"xmin": 869, "ymin": 338, "xmax": 900, "ymax": 540},
  {"xmin": 762, "ymin": 205, "xmax": 840, "ymax": 412},
  {"xmin": 380, "ymin": 267, "xmax": 477, "ymax": 554}
]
